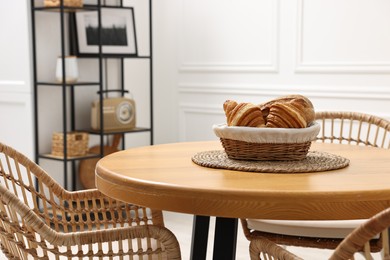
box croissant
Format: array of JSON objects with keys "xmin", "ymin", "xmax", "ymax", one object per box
[
  {"xmin": 260, "ymin": 94, "xmax": 315, "ymax": 126},
  {"xmin": 224, "ymin": 100, "xmax": 265, "ymax": 127},
  {"xmin": 266, "ymin": 102, "xmax": 307, "ymax": 128}
]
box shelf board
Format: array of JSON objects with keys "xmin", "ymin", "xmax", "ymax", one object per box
[
  {"xmin": 86, "ymin": 127, "xmax": 151, "ymax": 135},
  {"xmin": 77, "ymin": 54, "xmax": 149, "ymax": 59},
  {"xmin": 33, "ymin": 6, "xmax": 98, "ymax": 12},
  {"xmin": 136, "ymin": 56, "xmax": 152, "ymax": 59},
  {"xmin": 39, "ymin": 153, "xmax": 101, "ymax": 161},
  {"xmin": 37, "ymin": 81, "xmax": 100, "ymax": 86}
]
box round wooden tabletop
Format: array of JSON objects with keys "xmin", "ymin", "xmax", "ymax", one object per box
[{"xmin": 95, "ymin": 141, "xmax": 390, "ymax": 220}]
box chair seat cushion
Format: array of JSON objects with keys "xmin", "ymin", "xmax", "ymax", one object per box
[{"xmin": 246, "ymin": 219, "xmax": 371, "ymax": 239}]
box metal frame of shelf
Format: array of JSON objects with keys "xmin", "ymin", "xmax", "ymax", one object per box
[{"xmin": 31, "ymin": 0, "xmax": 153, "ymax": 191}]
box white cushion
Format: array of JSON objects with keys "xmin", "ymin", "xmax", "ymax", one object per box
[{"xmin": 246, "ymin": 219, "xmax": 377, "ymax": 239}]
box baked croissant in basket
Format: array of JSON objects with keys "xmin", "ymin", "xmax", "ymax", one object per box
[
  {"xmin": 223, "ymin": 94, "xmax": 315, "ymax": 128},
  {"xmin": 223, "ymin": 100, "xmax": 265, "ymax": 127},
  {"xmin": 266, "ymin": 102, "xmax": 307, "ymax": 128},
  {"xmin": 260, "ymin": 94, "xmax": 315, "ymax": 127}
]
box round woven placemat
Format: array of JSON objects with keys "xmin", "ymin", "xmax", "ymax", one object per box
[{"xmin": 192, "ymin": 150, "xmax": 349, "ymax": 173}]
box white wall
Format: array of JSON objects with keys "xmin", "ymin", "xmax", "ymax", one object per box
[
  {"xmin": 0, "ymin": 1, "xmax": 34, "ymax": 158},
  {"xmin": 1, "ymin": 0, "xmax": 390, "ymax": 187},
  {"xmin": 160, "ymin": 0, "xmax": 390, "ymax": 142}
]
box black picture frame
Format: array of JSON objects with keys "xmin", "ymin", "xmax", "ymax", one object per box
[{"xmin": 74, "ymin": 7, "xmax": 137, "ymax": 57}]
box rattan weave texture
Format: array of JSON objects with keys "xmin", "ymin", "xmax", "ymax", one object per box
[
  {"xmin": 243, "ymin": 111, "xmax": 390, "ymax": 259},
  {"xmin": 220, "ymin": 139, "xmax": 311, "ymax": 161},
  {"xmin": 214, "ymin": 122, "xmax": 320, "ymax": 161},
  {"xmin": 0, "ymin": 142, "xmax": 181, "ymax": 259},
  {"xmin": 249, "ymin": 208, "xmax": 390, "ymax": 260},
  {"xmin": 192, "ymin": 150, "xmax": 349, "ymax": 173}
]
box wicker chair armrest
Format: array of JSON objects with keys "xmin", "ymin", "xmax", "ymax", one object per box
[
  {"xmin": 250, "ymin": 237, "xmax": 303, "ymax": 260},
  {"xmin": 66, "ymin": 225, "xmax": 180, "ymax": 253},
  {"xmin": 65, "ymin": 188, "xmax": 112, "ymax": 201},
  {"xmin": 46, "ymin": 225, "xmax": 181, "ymax": 259},
  {"xmin": 64, "ymin": 189, "xmax": 143, "ymax": 211},
  {"xmin": 62, "ymin": 188, "xmax": 164, "ymax": 226},
  {"xmin": 0, "ymin": 184, "xmax": 177, "ymax": 258},
  {"xmin": 330, "ymin": 208, "xmax": 390, "ymax": 260}
]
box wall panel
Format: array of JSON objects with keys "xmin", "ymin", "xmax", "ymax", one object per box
[
  {"xmin": 178, "ymin": 84, "xmax": 390, "ymax": 142},
  {"xmin": 179, "ymin": 0, "xmax": 279, "ymax": 72},
  {"xmin": 295, "ymin": 0, "xmax": 390, "ymax": 73},
  {"xmin": 0, "ymin": 84, "xmax": 33, "ymax": 158},
  {"xmin": 174, "ymin": 0, "xmax": 390, "ymax": 142}
]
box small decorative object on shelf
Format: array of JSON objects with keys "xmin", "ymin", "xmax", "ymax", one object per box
[
  {"xmin": 44, "ymin": 0, "xmax": 83, "ymax": 8},
  {"xmin": 91, "ymin": 97, "xmax": 136, "ymax": 131},
  {"xmin": 55, "ymin": 56, "xmax": 79, "ymax": 83},
  {"xmin": 51, "ymin": 132, "xmax": 89, "ymax": 157},
  {"xmin": 75, "ymin": 7, "xmax": 137, "ymax": 56}
]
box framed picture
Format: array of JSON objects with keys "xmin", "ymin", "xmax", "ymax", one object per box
[{"xmin": 74, "ymin": 7, "xmax": 137, "ymax": 56}]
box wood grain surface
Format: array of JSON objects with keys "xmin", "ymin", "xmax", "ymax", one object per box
[{"xmin": 96, "ymin": 141, "xmax": 390, "ymax": 220}]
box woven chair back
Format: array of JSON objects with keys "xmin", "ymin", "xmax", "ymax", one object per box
[
  {"xmin": 315, "ymin": 111, "xmax": 390, "ymax": 259},
  {"xmin": 314, "ymin": 111, "xmax": 390, "ymax": 259},
  {"xmin": 315, "ymin": 111, "xmax": 390, "ymax": 148},
  {"xmin": 245, "ymin": 111, "xmax": 390, "ymax": 260},
  {"xmin": 0, "ymin": 142, "xmax": 176, "ymax": 259}
]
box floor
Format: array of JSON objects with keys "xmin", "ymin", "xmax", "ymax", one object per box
[{"xmin": 163, "ymin": 211, "xmax": 378, "ymax": 260}]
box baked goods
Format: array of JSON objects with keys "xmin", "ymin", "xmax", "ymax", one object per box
[
  {"xmin": 223, "ymin": 100, "xmax": 265, "ymax": 127},
  {"xmin": 219, "ymin": 95, "xmax": 317, "ymax": 161},
  {"xmin": 223, "ymin": 95, "xmax": 315, "ymax": 128},
  {"xmin": 259, "ymin": 94, "xmax": 315, "ymax": 126},
  {"xmin": 266, "ymin": 102, "xmax": 307, "ymax": 128}
]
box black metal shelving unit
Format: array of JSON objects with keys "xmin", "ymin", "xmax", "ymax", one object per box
[{"xmin": 30, "ymin": 0, "xmax": 153, "ymax": 191}]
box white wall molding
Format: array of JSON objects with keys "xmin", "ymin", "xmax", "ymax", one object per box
[
  {"xmin": 178, "ymin": 99, "xmax": 390, "ymax": 142},
  {"xmin": 179, "ymin": 0, "xmax": 280, "ymax": 73},
  {"xmin": 0, "ymin": 92, "xmax": 34, "ymax": 157},
  {"xmin": 179, "ymin": 61, "xmax": 278, "ymax": 73},
  {"xmin": 178, "ymin": 83, "xmax": 390, "ymax": 101},
  {"xmin": 0, "ymin": 81, "xmax": 29, "ymax": 93},
  {"xmin": 179, "ymin": 103, "xmax": 223, "ymax": 141},
  {"xmin": 295, "ymin": 0, "xmax": 390, "ymax": 73},
  {"xmin": 0, "ymin": 94, "xmax": 30, "ymax": 105},
  {"xmin": 157, "ymin": 0, "xmax": 390, "ymax": 143},
  {"xmin": 180, "ymin": 103, "xmax": 222, "ymax": 115}
]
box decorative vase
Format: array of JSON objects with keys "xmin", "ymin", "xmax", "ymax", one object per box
[{"xmin": 56, "ymin": 56, "xmax": 78, "ymax": 83}]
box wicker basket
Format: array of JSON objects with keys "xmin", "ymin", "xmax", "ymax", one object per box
[
  {"xmin": 44, "ymin": 0, "xmax": 83, "ymax": 7},
  {"xmin": 51, "ymin": 132, "xmax": 89, "ymax": 157},
  {"xmin": 213, "ymin": 122, "xmax": 320, "ymax": 161}
]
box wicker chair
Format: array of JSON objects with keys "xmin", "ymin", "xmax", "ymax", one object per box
[
  {"xmin": 241, "ymin": 111, "xmax": 390, "ymax": 255},
  {"xmin": 249, "ymin": 207, "xmax": 390, "ymax": 260},
  {"xmin": 0, "ymin": 142, "xmax": 181, "ymax": 259},
  {"xmin": 249, "ymin": 237, "xmax": 303, "ymax": 260}
]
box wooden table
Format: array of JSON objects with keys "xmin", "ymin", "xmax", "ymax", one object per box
[{"xmin": 95, "ymin": 141, "xmax": 390, "ymax": 260}]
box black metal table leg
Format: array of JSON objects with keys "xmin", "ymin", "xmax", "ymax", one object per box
[
  {"xmin": 213, "ymin": 217, "xmax": 238, "ymax": 260},
  {"xmin": 190, "ymin": 215, "xmax": 210, "ymax": 260}
]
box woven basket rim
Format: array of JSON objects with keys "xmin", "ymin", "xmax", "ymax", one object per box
[{"xmin": 213, "ymin": 122, "xmax": 320, "ymax": 144}]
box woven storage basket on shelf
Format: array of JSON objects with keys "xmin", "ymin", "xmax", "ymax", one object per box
[
  {"xmin": 51, "ymin": 132, "xmax": 89, "ymax": 157},
  {"xmin": 213, "ymin": 122, "xmax": 320, "ymax": 161},
  {"xmin": 44, "ymin": 0, "xmax": 83, "ymax": 7}
]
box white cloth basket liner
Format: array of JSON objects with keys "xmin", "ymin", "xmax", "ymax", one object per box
[{"xmin": 213, "ymin": 122, "xmax": 320, "ymax": 144}]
